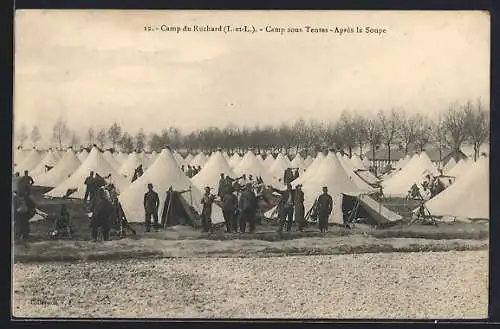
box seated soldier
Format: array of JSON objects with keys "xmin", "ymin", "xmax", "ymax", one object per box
[{"xmin": 52, "ymin": 204, "xmax": 72, "ymax": 238}]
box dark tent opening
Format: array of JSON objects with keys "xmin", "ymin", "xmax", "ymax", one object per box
[
  {"xmin": 160, "ymin": 190, "xmax": 202, "ymax": 229},
  {"xmin": 341, "ymin": 193, "xmax": 402, "ymax": 227}
]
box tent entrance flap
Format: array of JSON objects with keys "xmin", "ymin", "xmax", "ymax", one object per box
[
  {"xmin": 161, "ymin": 190, "xmax": 202, "ymax": 228},
  {"xmin": 341, "ymin": 193, "xmax": 402, "ymax": 225}
]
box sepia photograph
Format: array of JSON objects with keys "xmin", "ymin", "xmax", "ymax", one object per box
[{"xmin": 12, "ymin": 10, "xmax": 489, "ymax": 319}]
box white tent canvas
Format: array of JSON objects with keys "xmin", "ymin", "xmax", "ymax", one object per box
[
  {"xmin": 30, "ymin": 150, "xmax": 61, "ymax": 177},
  {"xmin": 269, "ymin": 153, "xmax": 291, "ymax": 180},
  {"xmin": 292, "ymin": 152, "xmax": 326, "ymax": 185},
  {"xmin": 421, "ymin": 156, "xmax": 488, "ymax": 220},
  {"xmin": 349, "ymin": 155, "xmax": 366, "ymax": 170},
  {"xmin": 46, "ymin": 147, "xmax": 128, "ymax": 199},
  {"xmin": 191, "ymin": 151, "xmax": 236, "ymax": 191},
  {"xmin": 173, "ymin": 151, "xmax": 185, "ymax": 167},
  {"xmin": 443, "ymin": 157, "xmax": 457, "ymax": 174},
  {"xmin": 184, "ymin": 153, "xmax": 194, "ymax": 164},
  {"xmin": 78, "ymin": 150, "xmax": 89, "ymax": 162},
  {"xmin": 304, "ymin": 155, "xmax": 314, "ymax": 168},
  {"xmin": 228, "ymin": 153, "xmax": 242, "ymax": 168},
  {"xmin": 119, "ymin": 152, "xmax": 143, "ymax": 178},
  {"xmin": 263, "ymin": 154, "xmax": 275, "ymax": 168},
  {"xmin": 103, "ymin": 151, "xmax": 123, "ymax": 172},
  {"xmin": 17, "ymin": 149, "xmax": 45, "ymax": 173},
  {"xmin": 382, "ymin": 152, "xmax": 438, "ymax": 197},
  {"xmin": 114, "ymin": 152, "xmax": 128, "ymax": 165},
  {"xmin": 189, "ymin": 152, "xmax": 207, "ymax": 168},
  {"xmin": 337, "ymin": 153, "xmax": 377, "ymax": 193},
  {"xmin": 447, "ymin": 158, "xmax": 473, "ymax": 178},
  {"xmin": 34, "ymin": 149, "xmax": 82, "ymax": 187},
  {"xmin": 274, "ymin": 152, "xmax": 374, "ymax": 224},
  {"xmin": 13, "ymin": 148, "xmax": 30, "ymax": 167},
  {"xmin": 291, "ymin": 154, "xmax": 306, "ymax": 171},
  {"xmin": 233, "ymin": 151, "xmax": 275, "ymax": 185},
  {"xmin": 119, "ymin": 148, "xmax": 224, "ymax": 223}
]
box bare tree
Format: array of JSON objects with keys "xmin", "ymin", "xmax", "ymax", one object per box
[
  {"xmin": 352, "ymin": 114, "xmax": 368, "ymax": 157},
  {"xmin": 366, "ymin": 117, "xmax": 382, "ymax": 170},
  {"xmin": 119, "ymin": 132, "xmax": 135, "ymax": 153},
  {"xmin": 52, "ymin": 117, "xmax": 69, "ymax": 150},
  {"xmin": 107, "ymin": 122, "xmax": 122, "ymax": 150},
  {"xmin": 378, "ymin": 109, "xmax": 400, "ymax": 163},
  {"xmin": 17, "ymin": 125, "xmax": 28, "ymax": 148},
  {"xmin": 413, "ymin": 113, "xmax": 432, "ymax": 152},
  {"xmin": 338, "ymin": 110, "xmax": 356, "ymax": 157},
  {"xmin": 398, "ymin": 112, "xmax": 417, "ymax": 155},
  {"xmin": 30, "ymin": 126, "xmax": 41, "ymax": 147},
  {"xmin": 87, "ymin": 127, "xmax": 95, "ymax": 146},
  {"xmin": 96, "ymin": 128, "xmax": 107, "ymax": 149},
  {"xmin": 443, "ymin": 102, "xmax": 468, "ymax": 153},
  {"xmin": 135, "ymin": 129, "xmax": 146, "ymax": 152},
  {"xmin": 431, "ymin": 113, "xmax": 448, "ymax": 167},
  {"xmin": 464, "ymin": 99, "xmax": 489, "ymax": 160},
  {"xmin": 70, "ymin": 132, "xmax": 80, "ymax": 149}
]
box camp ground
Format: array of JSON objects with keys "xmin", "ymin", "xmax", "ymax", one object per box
[{"xmin": 12, "ymin": 10, "xmax": 489, "ymax": 319}]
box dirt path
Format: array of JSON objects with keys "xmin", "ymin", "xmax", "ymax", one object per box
[{"xmin": 12, "ymin": 250, "xmax": 488, "ymax": 319}]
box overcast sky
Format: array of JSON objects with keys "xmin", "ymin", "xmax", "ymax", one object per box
[{"xmin": 14, "ymin": 10, "xmax": 489, "ymax": 146}]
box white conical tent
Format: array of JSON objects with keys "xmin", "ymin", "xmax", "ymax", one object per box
[
  {"xmin": 292, "ymin": 152, "xmax": 326, "ymax": 185},
  {"xmin": 447, "ymin": 158, "xmax": 473, "ymax": 178},
  {"xmin": 172, "ymin": 151, "xmax": 185, "ymax": 167},
  {"xmin": 184, "ymin": 153, "xmax": 194, "ymax": 165},
  {"xmin": 337, "ymin": 153, "xmax": 377, "ymax": 193},
  {"xmin": 103, "ymin": 151, "xmax": 122, "ymax": 171},
  {"xmin": 421, "ymin": 156, "xmax": 488, "ymax": 220},
  {"xmin": 223, "ymin": 152, "xmax": 230, "ymax": 161},
  {"xmin": 45, "ymin": 147, "xmax": 128, "ymax": 198},
  {"xmin": 396, "ymin": 155, "xmax": 411, "ymax": 171},
  {"xmin": 263, "ymin": 154, "xmax": 275, "ymax": 168},
  {"xmin": 78, "ymin": 149, "xmax": 89, "ymax": 162},
  {"xmin": 17, "ymin": 149, "xmax": 45, "ymax": 173},
  {"xmin": 289, "ymin": 152, "xmax": 374, "ymax": 224},
  {"xmin": 233, "ymin": 150, "xmax": 275, "ymax": 184},
  {"xmin": 119, "ymin": 152, "xmax": 143, "ymax": 178},
  {"xmin": 119, "ymin": 148, "xmax": 224, "ymax": 223},
  {"xmin": 303, "ymin": 155, "xmax": 314, "ymax": 168},
  {"xmin": 291, "ymin": 154, "xmax": 306, "ymax": 171},
  {"xmin": 349, "ymin": 155, "xmax": 366, "ymax": 170},
  {"xmin": 191, "ymin": 151, "xmax": 237, "ymax": 191},
  {"xmin": 256, "ymin": 154, "xmax": 265, "ymax": 163},
  {"xmin": 30, "ymin": 150, "xmax": 61, "ymax": 177},
  {"xmin": 228, "ymin": 153, "xmax": 242, "ymax": 168},
  {"xmin": 269, "ymin": 153, "xmax": 292, "ymax": 180},
  {"xmin": 442, "ymin": 157, "xmax": 457, "ymax": 174},
  {"xmin": 34, "ymin": 149, "xmax": 82, "ymax": 187},
  {"xmin": 189, "ymin": 152, "xmax": 207, "ymax": 168},
  {"xmin": 114, "ymin": 152, "xmax": 128, "ymax": 165},
  {"xmin": 382, "ymin": 152, "xmax": 438, "ymax": 197},
  {"xmin": 13, "ymin": 148, "xmax": 30, "ymax": 167},
  {"xmin": 138, "ymin": 152, "xmax": 153, "ymax": 169}
]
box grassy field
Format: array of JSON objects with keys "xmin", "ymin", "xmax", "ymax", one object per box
[{"xmin": 14, "ymin": 188, "xmax": 489, "ymax": 263}]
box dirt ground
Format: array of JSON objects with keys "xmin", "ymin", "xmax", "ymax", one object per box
[{"xmin": 12, "ymin": 250, "xmax": 488, "ymax": 319}]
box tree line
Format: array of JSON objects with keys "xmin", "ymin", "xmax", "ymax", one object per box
[{"xmin": 15, "ymin": 99, "xmax": 489, "ymax": 162}]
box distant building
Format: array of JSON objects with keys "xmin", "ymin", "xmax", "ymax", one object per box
[{"xmin": 364, "ymin": 146, "xmax": 467, "ymax": 170}]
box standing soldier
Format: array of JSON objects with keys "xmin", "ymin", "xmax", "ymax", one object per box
[
  {"xmin": 294, "ymin": 184, "xmax": 306, "ymax": 232},
  {"xmin": 273, "ymin": 183, "xmax": 295, "ymax": 232},
  {"xmin": 222, "ymin": 190, "xmax": 238, "ymax": 233},
  {"xmin": 200, "ymin": 186, "xmax": 216, "ymax": 233},
  {"xmin": 84, "ymin": 171, "xmax": 95, "ymax": 204},
  {"xmin": 239, "ymin": 183, "xmax": 258, "ymax": 233},
  {"xmin": 143, "ymin": 183, "xmax": 160, "ymax": 232},
  {"xmin": 317, "ymin": 186, "xmax": 333, "ymax": 233},
  {"xmin": 217, "ymin": 173, "xmax": 226, "ymax": 199},
  {"xmin": 18, "ymin": 170, "xmax": 34, "ymax": 197}
]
